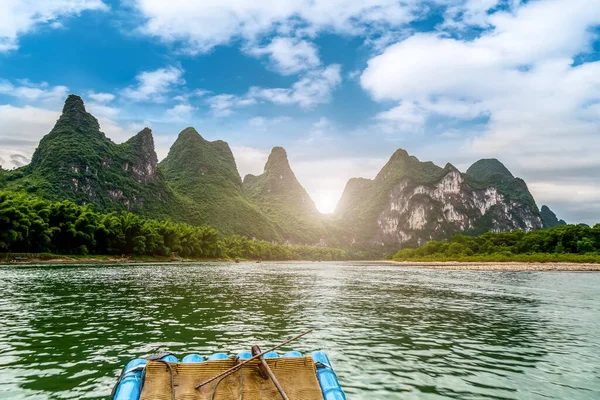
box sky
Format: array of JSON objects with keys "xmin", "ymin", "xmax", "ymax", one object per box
[{"xmin": 0, "ymin": 0, "xmax": 599, "ymax": 223}]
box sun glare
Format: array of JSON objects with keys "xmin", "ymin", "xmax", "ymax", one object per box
[{"xmin": 314, "ymin": 190, "xmax": 339, "ymax": 214}]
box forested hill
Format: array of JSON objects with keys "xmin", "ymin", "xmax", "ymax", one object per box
[
  {"xmin": 159, "ymin": 127, "xmax": 280, "ymax": 240},
  {"xmin": 3, "ymin": 95, "xmax": 183, "ymax": 220},
  {"xmin": 243, "ymin": 147, "xmax": 327, "ymax": 243},
  {"xmin": 0, "ymin": 94, "xmax": 571, "ymax": 251}
]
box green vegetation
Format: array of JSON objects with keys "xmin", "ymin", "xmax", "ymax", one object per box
[
  {"xmin": 159, "ymin": 127, "xmax": 281, "ymax": 240},
  {"xmin": 243, "ymin": 147, "xmax": 326, "ymax": 243},
  {"xmin": 4, "ymin": 95, "xmax": 186, "ymax": 221},
  {"xmin": 392, "ymin": 224, "xmax": 600, "ymax": 263},
  {"xmin": 465, "ymin": 158, "xmax": 538, "ymax": 212},
  {"xmin": 333, "ymin": 149, "xmax": 446, "ymax": 244},
  {"xmin": 465, "ymin": 158, "xmax": 514, "ymax": 183},
  {"xmin": 540, "ymin": 205, "xmax": 567, "ymax": 228},
  {"xmin": 334, "ymin": 152, "xmax": 545, "ymax": 247},
  {"xmin": 0, "ymin": 190, "xmax": 349, "ymax": 261},
  {"xmin": 0, "ymin": 95, "xmax": 559, "ymax": 252}
]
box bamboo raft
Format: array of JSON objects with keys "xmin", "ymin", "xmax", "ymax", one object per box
[{"xmin": 112, "ymin": 332, "xmax": 346, "ymax": 400}]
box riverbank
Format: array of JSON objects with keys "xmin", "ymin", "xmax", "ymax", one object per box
[
  {"xmin": 391, "ymin": 261, "xmax": 600, "ymax": 271},
  {"xmin": 0, "ymin": 254, "xmax": 349, "ymax": 265},
  {"xmin": 0, "ymin": 254, "xmax": 236, "ymax": 265}
]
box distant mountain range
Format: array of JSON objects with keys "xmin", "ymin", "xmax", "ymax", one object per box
[{"xmin": 0, "ymin": 95, "xmax": 564, "ymax": 249}]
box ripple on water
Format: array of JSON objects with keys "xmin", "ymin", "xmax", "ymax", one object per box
[{"xmin": 0, "ymin": 263, "xmax": 599, "ymax": 399}]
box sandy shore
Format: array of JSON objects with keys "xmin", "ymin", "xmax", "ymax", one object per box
[
  {"xmin": 2, "ymin": 258, "xmax": 599, "ymax": 271},
  {"xmin": 389, "ymin": 261, "xmax": 600, "ymax": 271}
]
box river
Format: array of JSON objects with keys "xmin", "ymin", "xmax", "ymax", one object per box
[{"xmin": 0, "ymin": 262, "xmax": 599, "ymax": 399}]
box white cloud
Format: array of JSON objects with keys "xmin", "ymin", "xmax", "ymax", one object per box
[
  {"xmin": 231, "ymin": 146, "xmax": 271, "ymax": 177},
  {"xmin": 375, "ymin": 98, "xmax": 487, "ymax": 132},
  {"xmin": 249, "ymin": 64, "xmax": 342, "ymax": 108},
  {"xmin": 247, "ymin": 37, "xmax": 320, "ymax": 75},
  {"xmin": 132, "ymin": 0, "xmax": 418, "ymax": 53},
  {"xmin": 166, "ymin": 103, "xmax": 195, "ymax": 121},
  {"xmin": 376, "ymin": 101, "xmax": 427, "ymax": 132},
  {"xmin": 0, "ymin": 0, "xmax": 107, "ymax": 52},
  {"xmin": 85, "ymin": 91, "xmax": 120, "ymax": 118},
  {"xmin": 206, "ymin": 64, "xmax": 341, "ymax": 116},
  {"xmin": 88, "ymin": 91, "xmax": 115, "ymax": 103},
  {"xmin": 248, "ymin": 116, "xmax": 291, "ymax": 129},
  {"xmin": 443, "ymin": 0, "xmax": 504, "ymax": 29},
  {"xmin": 153, "ymin": 133, "xmax": 175, "ymax": 161},
  {"xmin": 0, "ymin": 104, "xmax": 59, "ymax": 168},
  {"xmin": 0, "ymin": 79, "xmax": 68, "ymax": 103},
  {"xmin": 300, "ymin": 117, "xmax": 334, "ymax": 144},
  {"xmin": 121, "ymin": 66, "xmax": 185, "ymax": 102},
  {"xmin": 360, "ymin": 0, "xmax": 600, "ymax": 223},
  {"xmin": 98, "ymin": 117, "xmax": 149, "ymax": 144},
  {"xmin": 206, "ymin": 94, "xmax": 257, "ymax": 117}
]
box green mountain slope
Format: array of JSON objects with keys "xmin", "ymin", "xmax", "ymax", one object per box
[
  {"xmin": 466, "ymin": 158, "xmax": 514, "ymax": 183},
  {"xmin": 540, "ymin": 205, "xmax": 567, "ymax": 228},
  {"xmin": 333, "ymin": 149, "xmax": 543, "ymax": 249},
  {"xmin": 159, "ymin": 127, "xmax": 280, "ymax": 240},
  {"xmin": 0, "ymin": 95, "xmax": 551, "ymax": 249},
  {"xmin": 243, "ymin": 147, "xmax": 326, "ymax": 243},
  {"xmin": 3, "ymin": 95, "xmax": 184, "ymax": 219}
]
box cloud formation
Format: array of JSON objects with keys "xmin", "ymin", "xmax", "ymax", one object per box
[
  {"xmin": 0, "ymin": 0, "xmax": 107, "ymax": 52},
  {"xmin": 0, "ymin": 79, "xmax": 68, "ymax": 103},
  {"xmin": 206, "ymin": 64, "xmax": 342, "ymax": 116},
  {"xmin": 121, "ymin": 66, "xmax": 185, "ymax": 102},
  {"xmin": 247, "ymin": 37, "xmax": 321, "ymax": 75},
  {"xmin": 361, "ymin": 0, "xmax": 600, "ymax": 222},
  {"xmin": 132, "ymin": 0, "xmax": 418, "ymax": 53}
]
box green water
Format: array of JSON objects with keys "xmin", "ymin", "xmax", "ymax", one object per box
[{"xmin": 0, "ymin": 262, "xmax": 599, "ymax": 399}]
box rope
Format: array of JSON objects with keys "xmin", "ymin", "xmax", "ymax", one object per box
[{"xmin": 111, "ymin": 365, "xmax": 146, "ymax": 399}]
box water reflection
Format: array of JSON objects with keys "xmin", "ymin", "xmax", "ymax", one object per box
[{"xmin": 0, "ymin": 263, "xmax": 599, "ymax": 399}]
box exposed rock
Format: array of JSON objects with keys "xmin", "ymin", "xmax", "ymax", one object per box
[
  {"xmin": 123, "ymin": 128, "xmax": 158, "ymax": 183},
  {"xmin": 7, "ymin": 95, "xmax": 179, "ymax": 219},
  {"xmin": 335, "ymin": 149, "xmax": 543, "ymax": 248}
]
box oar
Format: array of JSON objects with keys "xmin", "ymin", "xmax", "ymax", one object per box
[
  {"xmin": 252, "ymin": 344, "xmax": 290, "ymax": 400},
  {"xmin": 195, "ymin": 329, "xmax": 313, "ymax": 390}
]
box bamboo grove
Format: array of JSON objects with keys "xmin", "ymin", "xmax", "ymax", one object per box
[{"xmin": 0, "ymin": 190, "xmax": 349, "ymax": 261}]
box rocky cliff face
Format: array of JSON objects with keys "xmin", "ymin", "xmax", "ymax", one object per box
[
  {"xmin": 243, "ymin": 147, "xmax": 326, "ymax": 243},
  {"xmin": 6, "ymin": 95, "xmax": 178, "ymax": 217},
  {"xmin": 121, "ymin": 128, "xmax": 159, "ymax": 183},
  {"xmin": 3, "ymin": 94, "xmax": 550, "ymax": 247},
  {"xmin": 335, "ymin": 151, "xmax": 543, "ymax": 248}
]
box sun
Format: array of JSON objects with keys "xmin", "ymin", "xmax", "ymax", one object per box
[{"xmin": 314, "ymin": 190, "xmax": 339, "ymax": 214}]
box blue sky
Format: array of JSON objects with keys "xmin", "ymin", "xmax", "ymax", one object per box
[{"xmin": 1, "ymin": 0, "xmax": 600, "ymax": 223}]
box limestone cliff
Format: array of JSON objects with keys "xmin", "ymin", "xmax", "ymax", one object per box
[
  {"xmin": 334, "ymin": 150, "xmax": 543, "ymax": 248},
  {"xmin": 5, "ymin": 95, "xmax": 179, "ymax": 218}
]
